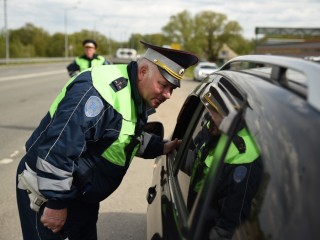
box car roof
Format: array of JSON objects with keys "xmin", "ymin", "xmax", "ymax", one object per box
[
  {"xmin": 220, "ymin": 55, "xmax": 320, "ymax": 111},
  {"xmin": 197, "ymin": 61, "xmax": 217, "ymax": 67}
]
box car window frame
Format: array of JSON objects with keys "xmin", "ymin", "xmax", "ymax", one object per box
[
  {"xmin": 166, "ymin": 76, "xmax": 248, "ymax": 239},
  {"xmin": 188, "ymin": 107, "xmax": 246, "ymax": 240},
  {"xmin": 189, "ymin": 78, "xmax": 249, "ymax": 239},
  {"xmin": 166, "ymin": 100, "xmax": 205, "ymax": 234}
]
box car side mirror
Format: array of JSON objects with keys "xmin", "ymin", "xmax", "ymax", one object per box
[{"xmin": 144, "ymin": 121, "xmax": 164, "ymax": 140}]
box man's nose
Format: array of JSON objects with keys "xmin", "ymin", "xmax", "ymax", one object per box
[{"xmin": 162, "ymin": 88, "xmax": 172, "ymax": 99}]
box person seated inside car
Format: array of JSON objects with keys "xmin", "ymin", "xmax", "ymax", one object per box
[{"xmin": 187, "ymin": 98, "xmax": 263, "ymax": 240}]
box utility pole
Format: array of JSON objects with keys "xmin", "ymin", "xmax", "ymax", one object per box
[
  {"xmin": 4, "ymin": 0, "xmax": 10, "ymax": 63},
  {"xmin": 64, "ymin": 8, "xmax": 68, "ymax": 59},
  {"xmin": 64, "ymin": 3, "xmax": 80, "ymax": 59}
]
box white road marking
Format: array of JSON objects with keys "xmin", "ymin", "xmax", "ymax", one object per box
[
  {"xmin": 0, "ymin": 70, "xmax": 66, "ymax": 82},
  {"xmin": 0, "ymin": 158, "xmax": 14, "ymax": 164},
  {"xmin": 0, "ymin": 149, "xmax": 24, "ymax": 165},
  {"xmin": 10, "ymin": 150, "xmax": 19, "ymax": 157}
]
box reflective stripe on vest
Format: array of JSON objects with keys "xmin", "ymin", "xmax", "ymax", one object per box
[{"xmin": 76, "ymin": 56, "xmax": 106, "ymax": 72}]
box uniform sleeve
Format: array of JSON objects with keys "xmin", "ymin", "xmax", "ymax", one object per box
[
  {"xmin": 36, "ymin": 73, "xmax": 105, "ymax": 209},
  {"xmin": 66, "ymin": 60, "xmax": 80, "ymax": 77}
]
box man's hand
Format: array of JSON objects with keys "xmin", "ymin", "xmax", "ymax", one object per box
[
  {"xmin": 163, "ymin": 138, "xmax": 182, "ymax": 154},
  {"xmin": 40, "ymin": 207, "xmax": 67, "ymax": 233}
]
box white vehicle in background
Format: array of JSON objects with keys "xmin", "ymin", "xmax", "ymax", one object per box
[
  {"xmin": 304, "ymin": 56, "xmax": 320, "ymax": 64},
  {"xmin": 115, "ymin": 48, "xmax": 137, "ymax": 60},
  {"xmin": 193, "ymin": 61, "xmax": 218, "ymax": 81}
]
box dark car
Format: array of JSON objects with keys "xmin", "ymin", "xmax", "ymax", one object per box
[{"xmin": 146, "ymin": 55, "xmax": 320, "ymax": 240}]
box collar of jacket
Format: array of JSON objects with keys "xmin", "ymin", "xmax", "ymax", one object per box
[
  {"xmin": 81, "ymin": 54, "xmax": 99, "ymax": 60},
  {"xmin": 127, "ymin": 61, "xmax": 146, "ymax": 118}
]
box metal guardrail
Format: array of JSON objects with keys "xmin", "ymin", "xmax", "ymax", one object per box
[
  {"xmin": 0, "ymin": 56, "xmax": 131, "ymax": 65},
  {"xmin": 0, "ymin": 57, "xmax": 73, "ymax": 64}
]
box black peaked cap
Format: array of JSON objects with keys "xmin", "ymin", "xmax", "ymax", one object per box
[
  {"xmin": 140, "ymin": 41, "xmax": 198, "ymax": 68},
  {"xmin": 83, "ymin": 39, "xmax": 98, "ymax": 48},
  {"xmin": 140, "ymin": 41, "xmax": 199, "ymax": 87}
]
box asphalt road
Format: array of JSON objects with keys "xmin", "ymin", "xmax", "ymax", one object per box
[{"xmin": 0, "ymin": 62, "xmax": 199, "ymax": 240}]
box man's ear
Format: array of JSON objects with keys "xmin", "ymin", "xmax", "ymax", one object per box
[{"xmin": 138, "ymin": 64, "xmax": 148, "ymax": 81}]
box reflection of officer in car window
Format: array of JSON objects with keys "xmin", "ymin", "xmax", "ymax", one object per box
[{"xmin": 187, "ymin": 92, "xmax": 263, "ymax": 240}]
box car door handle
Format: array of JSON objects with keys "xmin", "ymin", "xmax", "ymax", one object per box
[{"xmin": 146, "ymin": 185, "xmax": 157, "ymax": 204}]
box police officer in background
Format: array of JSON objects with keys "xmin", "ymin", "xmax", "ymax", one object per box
[
  {"xmin": 16, "ymin": 40, "xmax": 198, "ymax": 240},
  {"xmin": 66, "ymin": 39, "xmax": 110, "ymax": 77}
]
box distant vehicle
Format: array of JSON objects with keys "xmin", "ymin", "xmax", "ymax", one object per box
[
  {"xmin": 146, "ymin": 55, "xmax": 320, "ymax": 240},
  {"xmin": 115, "ymin": 48, "xmax": 137, "ymax": 60},
  {"xmin": 193, "ymin": 62, "xmax": 218, "ymax": 81},
  {"xmin": 305, "ymin": 56, "xmax": 320, "ymax": 64}
]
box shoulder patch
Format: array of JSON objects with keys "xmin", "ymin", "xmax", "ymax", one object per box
[
  {"xmin": 110, "ymin": 77, "xmax": 128, "ymax": 92},
  {"xmin": 84, "ymin": 96, "xmax": 104, "ymax": 117},
  {"xmin": 233, "ymin": 166, "xmax": 247, "ymax": 183}
]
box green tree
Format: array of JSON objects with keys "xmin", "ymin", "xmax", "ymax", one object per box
[
  {"xmin": 9, "ymin": 23, "xmax": 50, "ymax": 57},
  {"xmin": 162, "ymin": 10, "xmax": 253, "ymax": 61},
  {"xmin": 218, "ymin": 21, "xmax": 253, "ymax": 55},
  {"xmin": 46, "ymin": 33, "xmax": 65, "ymax": 57},
  {"xmin": 1, "ymin": 10, "xmax": 256, "ymax": 60},
  {"xmin": 162, "ymin": 10, "xmax": 195, "ymax": 50},
  {"xmin": 10, "ymin": 38, "xmax": 34, "ymax": 58},
  {"xmin": 0, "ymin": 30, "xmax": 5, "ymax": 58},
  {"xmin": 194, "ymin": 11, "xmax": 232, "ymax": 61}
]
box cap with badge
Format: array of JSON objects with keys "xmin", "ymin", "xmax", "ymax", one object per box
[
  {"xmin": 140, "ymin": 41, "xmax": 199, "ymax": 87},
  {"xmin": 83, "ymin": 39, "xmax": 98, "ymax": 49}
]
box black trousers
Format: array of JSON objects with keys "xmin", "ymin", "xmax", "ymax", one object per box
[{"xmin": 16, "ymin": 159, "xmax": 99, "ymax": 240}]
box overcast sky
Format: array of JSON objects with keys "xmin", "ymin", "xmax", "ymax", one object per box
[{"xmin": 1, "ymin": 0, "xmax": 320, "ymax": 42}]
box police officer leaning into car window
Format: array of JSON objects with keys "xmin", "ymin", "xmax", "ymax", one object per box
[
  {"xmin": 16, "ymin": 41, "xmax": 199, "ymax": 240},
  {"xmin": 66, "ymin": 39, "xmax": 110, "ymax": 77},
  {"xmin": 187, "ymin": 92, "xmax": 263, "ymax": 240}
]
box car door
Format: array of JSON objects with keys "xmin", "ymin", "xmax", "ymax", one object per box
[{"xmin": 165, "ymin": 75, "xmax": 262, "ymax": 240}]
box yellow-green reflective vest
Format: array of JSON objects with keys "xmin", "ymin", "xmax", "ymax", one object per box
[
  {"xmin": 75, "ymin": 55, "xmax": 106, "ymax": 72},
  {"xmin": 192, "ymin": 128, "xmax": 260, "ymax": 192},
  {"xmin": 49, "ymin": 65, "xmax": 139, "ymax": 167}
]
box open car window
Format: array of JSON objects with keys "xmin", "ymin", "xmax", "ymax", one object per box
[
  {"xmin": 169, "ymin": 76, "xmax": 245, "ymax": 207},
  {"xmin": 167, "ymin": 76, "xmax": 263, "ymax": 239}
]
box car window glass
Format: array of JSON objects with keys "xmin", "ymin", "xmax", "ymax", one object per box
[
  {"xmin": 286, "ymin": 69, "xmax": 307, "ymax": 85},
  {"xmin": 177, "ymin": 108, "xmax": 223, "ymax": 208},
  {"xmin": 202, "ymin": 119, "xmax": 263, "ymax": 239},
  {"xmin": 176, "ymin": 80, "xmax": 239, "ymax": 207},
  {"xmin": 176, "ymin": 89, "xmax": 233, "ymax": 207},
  {"xmin": 176, "ymin": 107, "xmax": 263, "ymax": 237},
  {"xmin": 173, "ymin": 77, "xmax": 263, "ymax": 239},
  {"xmin": 176, "ymin": 108, "xmax": 211, "ymax": 204}
]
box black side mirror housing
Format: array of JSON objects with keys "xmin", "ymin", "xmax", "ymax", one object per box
[{"xmin": 144, "ymin": 122, "xmax": 164, "ymax": 140}]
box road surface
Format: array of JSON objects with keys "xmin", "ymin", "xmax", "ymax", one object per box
[{"xmin": 0, "ymin": 62, "xmax": 199, "ymax": 240}]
